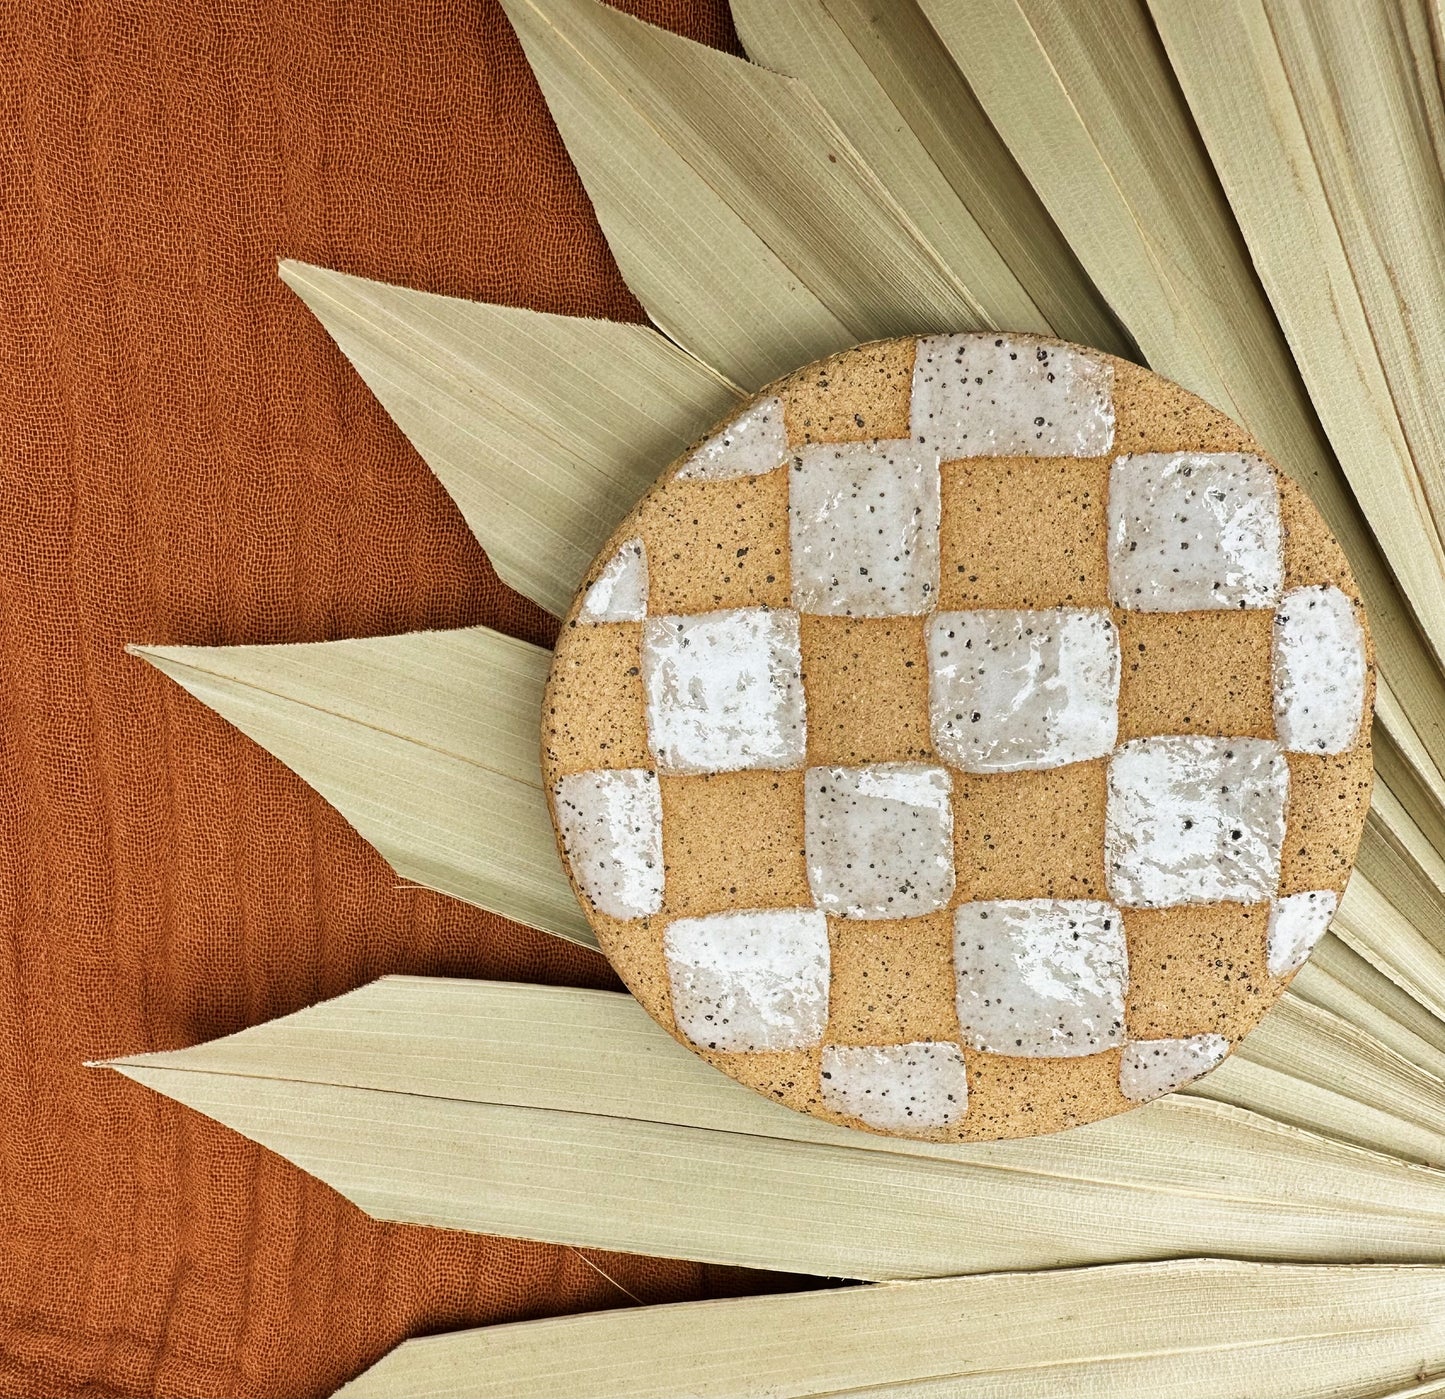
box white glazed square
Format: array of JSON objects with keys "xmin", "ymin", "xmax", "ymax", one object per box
[
  {"xmin": 820, "ymin": 1042, "xmax": 968, "ymax": 1131},
  {"xmin": 1267, "ymin": 890, "xmax": 1338, "ymax": 977},
  {"xmin": 664, "ymin": 908, "xmax": 830, "ymax": 1052},
  {"xmin": 789, "ymin": 439, "xmax": 941, "ymax": 617},
  {"xmin": 642, "ymin": 608, "xmax": 805, "ymax": 774},
  {"xmin": 1273, "ymin": 585, "xmax": 1368, "ymax": 754},
  {"xmin": 927, "ymin": 609, "xmax": 1119, "ymax": 772},
  {"xmin": 910, "ymin": 334, "xmax": 1115, "ymax": 457},
  {"xmin": 677, "ymin": 396, "xmax": 788, "ymax": 481},
  {"xmin": 1119, "ymin": 1034, "xmax": 1230, "ymax": 1101},
  {"xmin": 553, "ymin": 769, "xmax": 664, "ymax": 919},
  {"xmin": 804, "ymin": 763, "xmax": 955, "ymax": 919},
  {"xmin": 953, "ymin": 899, "xmax": 1127, "ymax": 1057},
  {"xmin": 578, "ymin": 538, "xmax": 648, "ymax": 623},
  {"xmin": 1108, "ymin": 452, "xmax": 1282, "ymax": 611},
  {"xmin": 1106, "ymin": 736, "xmax": 1288, "ymax": 907}
]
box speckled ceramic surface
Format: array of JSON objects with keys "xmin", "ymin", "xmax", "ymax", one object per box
[{"xmin": 542, "ymin": 333, "xmax": 1375, "ymax": 1142}]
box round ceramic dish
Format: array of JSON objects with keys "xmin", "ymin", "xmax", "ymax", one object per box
[{"xmin": 542, "ymin": 332, "xmax": 1373, "ymax": 1142}]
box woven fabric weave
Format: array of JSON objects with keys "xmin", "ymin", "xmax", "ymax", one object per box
[{"xmin": 0, "ymin": 1, "xmax": 792, "ymax": 1395}]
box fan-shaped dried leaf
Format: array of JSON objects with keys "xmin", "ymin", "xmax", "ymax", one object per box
[
  {"xmin": 496, "ymin": 0, "xmax": 996, "ymax": 386},
  {"xmin": 280, "ymin": 260, "xmax": 740, "ymax": 617},
  {"xmin": 334, "ymin": 1260, "xmax": 1445, "ymax": 1399},
  {"xmin": 107, "ymin": 978, "xmax": 1445, "ymax": 1280},
  {"xmin": 132, "ymin": 631, "xmax": 593, "ymax": 947}
]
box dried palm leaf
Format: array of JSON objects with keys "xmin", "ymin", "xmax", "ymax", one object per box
[
  {"xmin": 333, "ymin": 1259, "xmax": 1445, "ymax": 1399},
  {"xmin": 1392, "ymin": 1382, "xmax": 1445, "ymax": 1399},
  {"xmin": 1335, "ymin": 874, "xmax": 1445, "ymax": 1028},
  {"xmin": 1190, "ymin": 993, "xmax": 1445, "ymax": 1165},
  {"xmin": 131, "ymin": 630, "xmax": 594, "ymax": 948},
  {"xmin": 728, "ymin": 0, "xmax": 1127, "ymax": 353},
  {"xmin": 1342, "ymin": 792, "xmax": 1445, "ymax": 1018},
  {"xmin": 280, "ymin": 260, "xmax": 740, "ymax": 617},
  {"xmin": 105, "ymin": 978, "xmax": 1445, "ymax": 1279},
  {"xmin": 106, "ymin": 974, "xmax": 1445, "ymax": 1164},
  {"xmin": 1376, "ymin": 678, "xmax": 1445, "ymax": 856},
  {"xmin": 1296, "ymin": 939, "xmax": 1445, "ymax": 1084},
  {"xmin": 494, "ymin": 0, "xmax": 1006, "ymax": 386}
]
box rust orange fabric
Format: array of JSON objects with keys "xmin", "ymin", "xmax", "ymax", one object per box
[{"xmin": 0, "ymin": 2, "xmax": 801, "ymax": 1394}]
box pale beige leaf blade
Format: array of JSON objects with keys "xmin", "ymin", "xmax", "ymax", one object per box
[
  {"xmin": 911, "ymin": 0, "xmax": 1293, "ymax": 421},
  {"xmin": 1336, "ymin": 872, "xmax": 1445, "ymax": 1026},
  {"xmin": 1342, "ymin": 786, "xmax": 1445, "ymax": 1021},
  {"xmin": 496, "ymin": 0, "xmax": 996, "ymax": 387},
  {"xmin": 1296, "ymin": 938, "xmax": 1445, "ymax": 1085},
  {"xmin": 109, "ymin": 974, "xmax": 1445, "ymax": 1167},
  {"xmin": 279, "ymin": 260, "xmax": 740, "ymax": 617},
  {"xmin": 1376, "ymin": 678, "xmax": 1445, "ymax": 862},
  {"xmin": 916, "ymin": 0, "xmax": 1445, "ymax": 778},
  {"xmin": 132, "ymin": 631, "xmax": 594, "ymax": 948},
  {"xmin": 108, "ymin": 1061, "xmax": 1445, "ymax": 1279},
  {"xmin": 1389, "ymin": 1377, "xmax": 1445, "ymax": 1399},
  {"xmin": 1189, "ymin": 993, "xmax": 1445, "ymax": 1166},
  {"xmin": 728, "ymin": 0, "xmax": 1127, "ymax": 352},
  {"xmin": 334, "ymin": 1260, "xmax": 1445, "ymax": 1399},
  {"xmin": 106, "ymin": 979, "xmax": 1445, "ymax": 1279},
  {"xmin": 809, "ymin": 0, "xmax": 1130, "ymax": 354},
  {"xmin": 1366, "ymin": 787, "xmax": 1445, "ymax": 933},
  {"xmin": 1246, "ymin": 0, "xmax": 1445, "ymax": 547}
]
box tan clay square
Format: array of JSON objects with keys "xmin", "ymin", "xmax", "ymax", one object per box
[
  {"xmin": 937, "ymin": 457, "xmax": 1110, "ymax": 609},
  {"xmin": 800, "ymin": 615, "xmax": 933, "ymax": 765},
  {"xmin": 782, "ymin": 340, "xmax": 916, "ymax": 445},
  {"xmin": 1115, "ymin": 610, "xmax": 1275, "ymax": 741},
  {"xmin": 1278, "ymin": 473, "xmax": 1360, "ymax": 593},
  {"xmin": 1123, "ymin": 904, "xmax": 1272, "ymax": 1040},
  {"xmin": 1279, "ymin": 746, "xmax": 1375, "ymax": 896},
  {"xmin": 959, "ymin": 1048, "xmax": 1130, "ymax": 1139},
  {"xmin": 542, "ymin": 622, "xmax": 650, "ymax": 776},
  {"xmin": 639, "ymin": 467, "xmax": 791, "ymax": 613},
  {"xmin": 659, "ymin": 770, "xmax": 810, "ymax": 916},
  {"xmin": 591, "ymin": 912, "xmax": 674, "ymax": 1033},
  {"xmin": 702, "ymin": 1046, "xmax": 824, "ymax": 1117},
  {"xmin": 1110, "ymin": 360, "xmax": 1254, "ymax": 455},
  {"xmin": 825, "ymin": 913, "xmax": 960, "ymax": 1046},
  {"xmin": 953, "ymin": 762, "xmax": 1108, "ymax": 902}
]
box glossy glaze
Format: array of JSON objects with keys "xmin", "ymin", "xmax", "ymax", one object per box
[
  {"xmin": 952, "ymin": 899, "xmax": 1128, "ymax": 1057},
  {"xmin": 927, "ymin": 608, "xmax": 1119, "ymax": 772},
  {"xmin": 804, "ymin": 763, "xmax": 955, "ymax": 918},
  {"xmin": 641, "ymin": 607, "xmax": 806, "ymax": 774},
  {"xmin": 664, "ymin": 908, "xmax": 830, "ymax": 1052}
]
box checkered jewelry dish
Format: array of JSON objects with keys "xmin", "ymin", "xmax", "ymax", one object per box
[{"xmin": 542, "ymin": 332, "xmax": 1374, "ymax": 1143}]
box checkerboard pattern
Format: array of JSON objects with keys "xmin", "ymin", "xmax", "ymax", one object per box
[{"xmin": 544, "ymin": 333, "xmax": 1373, "ymax": 1141}]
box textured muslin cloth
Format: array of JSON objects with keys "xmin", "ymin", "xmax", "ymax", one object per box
[{"xmin": 0, "ymin": 2, "xmax": 795, "ymax": 1394}]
